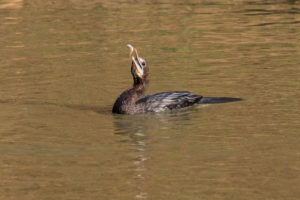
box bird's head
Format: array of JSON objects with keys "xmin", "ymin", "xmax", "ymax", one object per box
[{"xmin": 127, "ymin": 44, "xmax": 149, "ymax": 85}]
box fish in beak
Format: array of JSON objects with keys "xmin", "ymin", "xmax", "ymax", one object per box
[{"xmin": 127, "ymin": 44, "xmax": 144, "ymax": 78}]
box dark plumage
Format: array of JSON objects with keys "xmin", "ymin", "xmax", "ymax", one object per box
[
  {"xmin": 136, "ymin": 91, "xmax": 202, "ymax": 113},
  {"xmin": 112, "ymin": 44, "xmax": 242, "ymax": 115}
]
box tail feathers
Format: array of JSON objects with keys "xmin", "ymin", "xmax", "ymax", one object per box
[{"xmin": 199, "ymin": 97, "xmax": 243, "ymax": 104}]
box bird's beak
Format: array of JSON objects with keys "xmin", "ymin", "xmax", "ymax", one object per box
[{"xmin": 127, "ymin": 44, "xmax": 143, "ymax": 77}]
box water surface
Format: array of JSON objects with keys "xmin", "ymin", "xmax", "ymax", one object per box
[{"xmin": 0, "ymin": 0, "xmax": 299, "ymax": 199}]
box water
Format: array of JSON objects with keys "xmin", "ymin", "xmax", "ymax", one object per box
[{"xmin": 0, "ymin": 0, "xmax": 299, "ymax": 199}]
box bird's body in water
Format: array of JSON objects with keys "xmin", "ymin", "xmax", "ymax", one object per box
[{"xmin": 112, "ymin": 44, "xmax": 242, "ymax": 115}]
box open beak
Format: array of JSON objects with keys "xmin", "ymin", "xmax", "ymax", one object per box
[{"xmin": 127, "ymin": 44, "xmax": 143, "ymax": 77}]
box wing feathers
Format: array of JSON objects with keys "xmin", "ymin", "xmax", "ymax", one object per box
[{"xmin": 136, "ymin": 91, "xmax": 202, "ymax": 112}]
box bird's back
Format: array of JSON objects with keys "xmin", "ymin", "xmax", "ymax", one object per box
[{"xmin": 136, "ymin": 91, "xmax": 202, "ymax": 113}]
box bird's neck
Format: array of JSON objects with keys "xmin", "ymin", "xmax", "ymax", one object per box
[
  {"xmin": 132, "ymin": 75, "xmax": 149, "ymax": 97},
  {"xmin": 132, "ymin": 79, "xmax": 149, "ymax": 98}
]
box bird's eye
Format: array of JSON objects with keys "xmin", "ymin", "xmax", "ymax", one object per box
[{"xmin": 141, "ymin": 62, "xmax": 146, "ymax": 66}]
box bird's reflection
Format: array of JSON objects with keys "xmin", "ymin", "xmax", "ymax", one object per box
[
  {"xmin": 113, "ymin": 105, "xmax": 203, "ymax": 135},
  {"xmin": 112, "ymin": 105, "xmax": 204, "ymax": 199}
]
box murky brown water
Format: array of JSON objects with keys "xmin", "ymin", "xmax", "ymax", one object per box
[{"xmin": 1, "ymin": 0, "xmax": 300, "ymax": 199}]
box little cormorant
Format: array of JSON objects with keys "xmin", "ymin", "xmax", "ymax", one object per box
[{"xmin": 112, "ymin": 44, "xmax": 241, "ymax": 114}]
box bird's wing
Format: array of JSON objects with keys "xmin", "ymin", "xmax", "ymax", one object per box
[{"xmin": 136, "ymin": 91, "xmax": 202, "ymax": 112}]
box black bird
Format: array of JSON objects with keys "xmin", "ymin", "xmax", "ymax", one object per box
[{"xmin": 112, "ymin": 44, "xmax": 242, "ymax": 114}]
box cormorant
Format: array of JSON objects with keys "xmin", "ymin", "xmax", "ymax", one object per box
[{"xmin": 112, "ymin": 44, "xmax": 241, "ymax": 114}]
